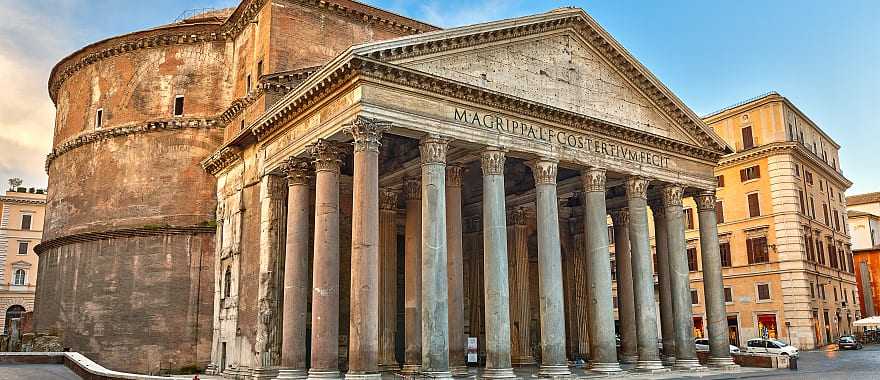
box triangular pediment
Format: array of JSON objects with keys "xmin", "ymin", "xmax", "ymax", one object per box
[{"xmin": 351, "ymin": 9, "xmax": 731, "ymax": 153}]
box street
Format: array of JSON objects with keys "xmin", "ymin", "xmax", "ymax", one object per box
[{"xmin": 694, "ymin": 345, "xmax": 880, "ymax": 380}]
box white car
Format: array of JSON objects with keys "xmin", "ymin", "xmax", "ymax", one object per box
[
  {"xmin": 694, "ymin": 338, "xmax": 740, "ymax": 354},
  {"xmin": 745, "ymin": 338, "xmax": 799, "ymax": 357}
]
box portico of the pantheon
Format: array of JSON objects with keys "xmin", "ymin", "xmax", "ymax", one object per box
[{"xmin": 203, "ymin": 7, "xmax": 736, "ymax": 380}]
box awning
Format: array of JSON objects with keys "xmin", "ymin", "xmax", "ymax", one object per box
[{"xmin": 853, "ymin": 316, "xmax": 880, "ymax": 327}]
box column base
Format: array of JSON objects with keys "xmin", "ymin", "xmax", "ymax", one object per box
[
  {"xmin": 275, "ymin": 369, "xmax": 308, "ymax": 379},
  {"xmin": 399, "ymin": 364, "xmax": 421, "ymax": 375},
  {"xmin": 537, "ymin": 364, "xmax": 572, "ymax": 377},
  {"xmin": 588, "ymin": 362, "xmax": 622, "ymax": 373},
  {"xmin": 450, "ymin": 365, "xmax": 470, "ymax": 377},
  {"xmin": 421, "ymin": 370, "xmax": 453, "ymax": 379},
  {"xmin": 344, "ymin": 373, "xmax": 382, "ymax": 379},
  {"xmin": 205, "ymin": 363, "xmax": 219, "ymax": 375},
  {"xmin": 673, "ymin": 358, "xmax": 704, "ymax": 371},
  {"xmin": 253, "ymin": 367, "xmax": 280, "ymax": 379},
  {"xmin": 634, "ymin": 360, "xmax": 668, "ymax": 373},
  {"xmin": 378, "ymin": 362, "xmax": 400, "ymax": 372},
  {"xmin": 481, "ymin": 367, "xmax": 516, "ymax": 378},
  {"xmin": 661, "ymin": 354, "xmax": 676, "ymax": 367},
  {"xmin": 707, "ymin": 356, "xmax": 739, "ymax": 369},
  {"xmin": 619, "ymin": 354, "xmax": 638, "ymax": 364},
  {"xmin": 307, "ymin": 369, "xmax": 342, "ymax": 379},
  {"xmin": 511, "ymin": 355, "xmax": 536, "ymax": 366}
]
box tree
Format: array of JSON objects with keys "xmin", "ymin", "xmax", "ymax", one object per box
[{"xmin": 8, "ymin": 178, "xmax": 22, "ymax": 190}]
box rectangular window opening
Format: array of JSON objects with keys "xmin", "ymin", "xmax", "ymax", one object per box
[
  {"xmin": 174, "ymin": 96, "xmax": 185, "ymax": 117},
  {"xmin": 95, "ymin": 108, "xmax": 103, "ymax": 129}
]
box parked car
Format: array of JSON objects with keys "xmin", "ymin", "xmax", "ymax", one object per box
[
  {"xmin": 694, "ymin": 338, "xmax": 740, "ymax": 354},
  {"xmin": 837, "ymin": 335, "xmax": 863, "ymax": 350},
  {"xmin": 745, "ymin": 338, "xmax": 799, "ymax": 357}
]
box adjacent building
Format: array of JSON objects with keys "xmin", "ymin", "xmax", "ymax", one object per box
[
  {"xmin": 847, "ymin": 192, "xmax": 880, "ymax": 318},
  {"xmin": 0, "ymin": 188, "xmax": 45, "ymax": 334}
]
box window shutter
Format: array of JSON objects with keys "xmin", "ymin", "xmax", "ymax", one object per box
[
  {"xmin": 715, "ymin": 201, "xmax": 724, "ymax": 223},
  {"xmin": 742, "ymin": 126, "xmax": 754, "ymax": 150},
  {"xmin": 748, "ymin": 193, "xmax": 760, "ymax": 217}
]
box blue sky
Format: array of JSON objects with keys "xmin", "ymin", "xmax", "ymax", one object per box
[{"xmin": 0, "ymin": 0, "xmax": 877, "ymax": 193}]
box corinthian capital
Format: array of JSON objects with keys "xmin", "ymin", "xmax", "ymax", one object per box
[
  {"xmin": 480, "ymin": 147, "xmax": 507, "ymax": 176},
  {"xmin": 419, "ymin": 135, "xmax": 451, "ymax": 165},
  {"xmin": 309, "ymin": 139, "xmax": 347, "ymax": 173},
  {"xmin": 660, "ymin": 184, "xmax": 684, "ymax": 208},
  {"xmin": 446, "ymin": 165, "xmax": 463, "ymax": 187},
  {"xmin": 609, "ymin": 208, "xmax": 629, "ymax": 226},
  {"xmin": 648, "ymin": 200, "xmax": 666, "ymax": 219},
  {"xmin": 694, "ymin": 190, "xmax": 717, "ymax": 212},
  {"xmin": 343, "ymin": 116, "xmax": 391, "ymax": 153},
  {"xmin": 625, "ymin": 176, "xmax": 650, "ymax": 200},
  {"xmin": 507, "ymin": 207, "xmax": 528, "ymax": 226},
  {"xmin": 581, "ymin": 167, "xmax": 606, "ymax": 193},
  {"xmin": 282, "ymin": 156, "xmax": 312, "ymax": 186},
  {"xmin": 404, "ymin": 178, "xmax": 421, "ymax": 201},
  {"xmin": 530, "ymin": 158, "xmax": 558, "ymax": 185},
  {"xmin": 379, "ymin": 189, "xmax": 398, "ymax": 210}
]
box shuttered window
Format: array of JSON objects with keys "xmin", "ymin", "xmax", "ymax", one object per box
[
  {"xmin": 742, "ymin": 126, "xmax": 755, "ymax": 150},
  {"xmin": 684, "ymin": 208, "xmax": 695, "ymax": 229},
  {"xmin": 747, "ymin": 193, "xmax": 761, "ymax": 218},
  {"xmin": 715, "ymin": 201, "xmax": 725, "ymax": 224},
  {"xmin": 740, "ymin": 165, "xmax": 760, "ymax": 182},
  {"xmin": 720, "ymin": 242, "xmax": 732, "ymax": 267},
  {"xmin": 687, "ymin": 247, "xmax": 698, "ymax": 271},
  {"xmin": 746, "ymin": 236, "xmax": 769, "ymax": 264},
  {"xmin": 757, "ymin": 283, "xmax": 771, "ymax": 301}
]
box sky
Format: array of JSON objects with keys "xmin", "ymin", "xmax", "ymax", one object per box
[{"xmin": 0, "ymin": 0, "xmax": 877, "ymax": 193}]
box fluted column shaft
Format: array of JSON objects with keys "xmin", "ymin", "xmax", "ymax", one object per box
[
  {"xmin": 419, "ymin": 136, "xmax": 452, "ymax": 379},
  {"xmin": 531, "ymin": 158, "xmax": 571, "ymax": 377},
  {"xmin": 481, "ymin": 148, "xmax": 516, "ymax": 379},
  {"xmin": 582, "ymin": 168, "xmax": 621, "ymax": 373},
  {"xmin": 276, "ymin": 158, "xmax": 312, "ymax": 380},
  {"xmin": 625, "ymin": 177, "xmax": 665, "ymax": 372},
  {"xmin": 662, "ymin": 185, "xmax": 701, "ymax": 369},
  {"xmin": 308, "ymin": 140, "xmax": 345, "ymax": 379},
  {"xmin": 446, "ymin": 166, "xmax": 468, "ymax": 376},
  {"xmin": 402, "ymin": 178, "xmax": 422, "ymax": 375},
  {"xmin": 378, "ymin": 190, "xmax": 399, "ymax": 371},
  {"xmin": 651, "ymin": 202, "xmax": 676, "ymax": 366},
  {"xmin": 695, "ymin": 191, "xmax": 737, "ymax": 368},
  {"xmin": 610, "ymin": 209, "xmax": 638, "ymax": 364},
  {"xmin": 507, "ymin": 208, "xmax": 533, "ymax": 366}
]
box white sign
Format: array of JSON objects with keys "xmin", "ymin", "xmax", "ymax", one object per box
[{"xmin": 467, "ymin": 337, "xmax": 478, "ymax": 363}]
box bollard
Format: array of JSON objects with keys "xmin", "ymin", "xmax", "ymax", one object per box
[{"xmin": 789, "ymin": 356, "xmax": 798, "ymax": 370}]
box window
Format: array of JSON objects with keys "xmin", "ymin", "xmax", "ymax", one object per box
[
  {"xmin": 20, "ymin": 214, "xmax": 31, "ymax": 230},
  {"xmin": 740, "ymin": 165, "xmax": 761, "ymax": 182},
  {"xmin": 17, "ymin": 241, "xmax": 28, "ymax": 255},
  {"xmin": 257, "ymin": 60, "xmax": 263, "ymax": 78},
  {"xmin": 12, "ymin": 269, "xmax": 25, "ymax": 286},
  {"xmin": 174, "ymin": 95, "xmax": 185, "ymax": 116},
  {"xmin": 816, "ymin": 237, "xmax": 825, "ymax": 265},
  {"xmin": 820, "ymin": 179, "xmax": 824, "ymax": 191},
  {"xmin": 747, "ymin": 236, "xmax": 769, "ymax": 264},
  {"xmin": 805, "ymin": 171, "xmax": 814, "ymax": 185},
  {"xmin": 613, "ymin": 296, "xmax": 619, "ymax": 309},
  {"xmin": 805, "ymin": 232, "xmax": 815, "ymax": 262},
  {"xmin": 610, "ymin": 260, "xmax": 617, "ymax": 281},
  {"xmin": 716, "ymin": 201, "xmax": 725, "ymax": 224},
  {"xmin": 822, "ymin": 204, "xmax": 829, "ymax": 225},
  {"xmin": 810, "ymin": 282, "xmax": 815, "ymax": 298},
  {"xmin": 246, "ymin": 74, "xmax": 252, "ymax": 94},
  {"xmin": 716, "ymin": 175, "xmax": 725, "ymax": 187},
  {"xmin": 809, "ymin": 197, "xmax": 816, "ymax": 218},
  {"xmin": 828, "ymin": 242, "xmax": 839, "ymax": 268},
  {"xmin": 684, "ymin": 208, "xmax": 695, "ymax": 230},
  {"xmin": 607, "ymin": 225, "xmax": 615, "ymax": 242},
  {"xmin": 223, "ymin": 266, "xmax": 232, "ymax": 298},
  {"xmin": 720, "ymin": 241, "xmax": 732, "ymax": 267},
  {"xmin": 834, "ymin": 287, "xmax": 838, "ymax": 301},
  {"xmin": 756, "ymin": 283, "xmax": 771, "ymax": 301},
  {"xmin": 724, "ymin": 287, "xmax": 733, "ymax": 303},
  {"xmin": 687, "ymin": 247, "xmax": 698, "ymax": 271},
  {"xmin": 834, "ymin": 211, "xmax": 841, "ymax": 232},
  {"xmin": 95, "ymin": 108, "xmax": 103, "ymax": 129},
  {"xmin": 794, "ymin": 164, "xmax": 800, "ymax": 177},
  {"xmin": 798, "ymin": 190, "xmax": 806, "ymax": 215},
  {"xmin": 747, "ymin": 193, "xmax": 761, "ymax": 218},
  {"xmin": 3, "ymin": 305, "xmax": 25, "ymax": 335},
  {"xmin": 240, "ymin": 120, "xmax": 245, "ymax": 130},
  {"xmin": 691, "ymin": 289, "xmax": 699, "ymax": 305},
  {"xmin": 741, "ymin": 126, "xmax": 754, "ymax": 150}
]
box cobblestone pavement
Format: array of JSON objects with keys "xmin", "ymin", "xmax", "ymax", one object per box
[
  {"xmin": 691, "ymin": 344, "xmax": 880, "ymax": 380},
  {"xmin": 0, "ymin": 364, "xmax": 80, "ymax": 380}
]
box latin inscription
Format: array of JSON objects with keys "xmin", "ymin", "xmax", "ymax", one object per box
[{"xmin": 453, "ymin": 108, "xmax": 671, "ymax": 169}]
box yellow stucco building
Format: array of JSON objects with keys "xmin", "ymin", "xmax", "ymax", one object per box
[{"xmin": 0, "ymin": 188, "xmax": 46, "ymax": 333}]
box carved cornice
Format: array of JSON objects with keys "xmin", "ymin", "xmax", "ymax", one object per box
[
  {"xmin": 202, "ymin": 146, "xmax": 242, "ymax": 176},
  {"xmin": 344, "ymin": 116, "xmax": 391, "ymax": 153},
  {"xmin": 34, "ymin": 225, "xmax": 215, "ymax": 255},
  {"xmin": 282, "ymin": 157, "xmax": 312, "ymax": 186},
  {"xmin": 530, "ymin": 158, "xmax": 558, "ymax": 185},
  {"xmin": 218, "ymin": 91, "xmax": 264, "ymax": 127},
  {"xmin": 404, "ymin": 178, "xmax": 421, "ymax": 201},
  {"xmin": 309, "ymin": 139, "xmax": 347, "ymax": 173},
  {"xmin": 260, "ymin": 66, "xmax": 322, "ymax": 95},
  {"xmin": 480, "ymin": 147, "xmax": 506, "ymax": 176},
  {"xmin": 419, "ymin": 135, "xmax": 451, "ymax": 165},
  {"xmin": 507, "ymin": 207, "xmax": 528, "ymax": 226},
  {"xmin": 379, "ymin": 189, "xmax": 398, "ymax": 210},
  {"xmin": 718, "ymin": 142, "xmax": 851, "ymax": 188},
  {"xmin": 446, "ymin": 165, "xmax": 463, "ymax": 187},
  {"xmin": 661, "ymin": 184, "xmax": 684, "ymax": 208},
  {"xmin": 609, "ymin": 208, "xmax": 629, "ymax": 226},
  {"xmin": 0, "ymin": 196, "xmax": 46, "ymax": 206},
  {"xmin": 694, "ymin": 191, "xmax": 717, "ymax": 212},
  {"xmin": 45, "ymin": 117, "xmax": 221, "ymax": 173},
  {"xmin": 625, "ymin": 176, "xmax": 649, "ymax": 200},
  {"xmin": 581, "ymin": 167, "xmax": 606, "ymax": 193}
]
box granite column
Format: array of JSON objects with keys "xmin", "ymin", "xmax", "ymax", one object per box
[
  {"xmin": 378, "ymin": 189, "xmax": 399, "ymax": 371},
  {"xmin": 610, "ymin": 208, "xmax": 638, "ymax": 364},
  {"xmin": 507, "ymin": 207, "xmax": 533, "ymax": 366},
  {"xmin": 402, "ymin": 178, "xmax": 422, "ymax": 375},
  {"xmin": 446, "ymin": 165, "xmax": 468, "ymax": 376},
  {"xmin": 650, "ymin": 201, "xmax": 676, "ymax": 366}
]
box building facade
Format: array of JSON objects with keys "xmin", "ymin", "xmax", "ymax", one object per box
[
  {"xmin": 0, "ymin": 188, "xmax": 45, "ymax": 335},
  {"xmin": 677, "ymin": 93, "xmax": 855, "ymax": 349},
  {"xmin": 847, "ymin": 192, "xmax": 880, "ymax": 318}
]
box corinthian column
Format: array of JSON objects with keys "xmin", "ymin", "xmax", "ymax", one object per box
[
  {"xmin": 419, "ymin": 135, "xmax": 452, "ymax": 379},
  {"xmin": 530, "ymin": 158, "xmax": 571, "ymax": 377},
  {"xmin": 378, "ymin": 190, "xmax": 399, "ymax": 371},
  {"xmin": 662, "ymin": 185, "xmax": 702, "ymax": 370},
  {"xmin": 609, "ymin": 208, "xmax": 638, "ymax": 365},
  {"xmin": 308, "ymin": 139, "xmax": 346, "ymax": 379},
  {"xmin": 275, "ymin": 158, "xmax": 312, "ymax": 380},
  {"xmin": 446, "ymin": 165, "xmax": 468, "ymax": 376},
  {"xmin": 402, "ymin": 178, "xmax": 422, "ymax": 375},
  {"xmin": 694, "ymin": 191, "xmax": 737, "ymax": 369},
  {"xmin": 481, "ymin": 147, "xmax": 515, "ymax": 379},
  {"xmin": 625, "ymin": 177, "xmax": 665, "ymax": 372},
  {"xmin": 581, "ymin": 168, "xmax": 621, "ymax": 374},
  {"xmin": 507, "ymin": 207, "xmax": 533, "ymax": 366},
  {"xmin": 650, "ymin": 200, "xmax": 676, "ymax": 366}
]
